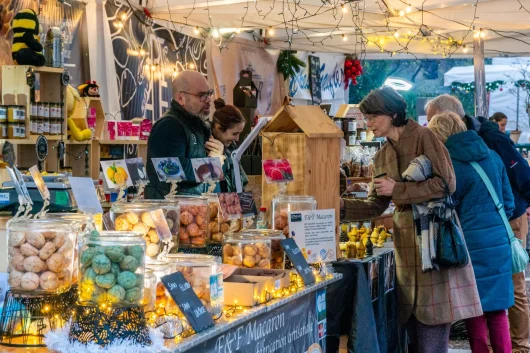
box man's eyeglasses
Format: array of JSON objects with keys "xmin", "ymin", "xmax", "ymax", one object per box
[
  {"xmin": 363, "ymin": 114, "xmax": 378, "ymax": 123},
  {"xmin": 180, "ymin": 89, "xmax": 214, "ymax": 102}
]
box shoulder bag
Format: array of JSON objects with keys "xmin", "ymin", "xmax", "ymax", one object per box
[{"xmin": 469, "ymin": 161, "xmax": 529, "ymax": 274}]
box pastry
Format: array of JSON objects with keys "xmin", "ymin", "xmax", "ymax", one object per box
[
  {"xmin": 141, "ymin": 212, "xmax": 155, "ymax": 228},
  {"xmin": 46, "ymin": 253, "xmax": 65, "ymax": 273},
  {"xmin": 38, "ymin": 242, "xmax": 56, "ymax": 260},
  {"xmin": 40, "ymin": 271, "xmax": 59, "ymax": 292},
  {"xmin": 120, "ymin": 256, "xmax": 139, "ymax": 272},
  {"xmin": 92, "ymin": 254, "xmax": 112, "ymax": 275},
  {"xmin": 26, "ymin": 232, "xmax": 46, "ymax": 249},
  {"xmin": 105, "ymin": 246, "xmax": 125, "ymax": 263},
  {"xmin": 126, "ymin": 213, "xmax": 139, "ymax": 225},
  {"xmin": 23, "ymin": 256, "xmax": 45, "ymax": 273},
  {"xmin": 117, "ymin": 271, "xmax": 137, "ymax": 289},
  {"xmin": 21, "ymin": 272, "xmax": 40, "ymax": 291},
  {"xmin": 96, "ymin": 273, "xmax": 117, "ymax": 289},
  {"xmin": 20, "ymin": 243, "xmax": 39, "ymax": 257},
  {"xmin": 132, "ymin": 223, "xmax": 149, "ymax": 237},
  {"xmin": 10, "ymin": 232, "xmax": 26, "ymax": 247}
]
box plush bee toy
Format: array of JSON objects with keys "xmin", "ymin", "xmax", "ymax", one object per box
[
  {"xmin": 78, "ymin": 81, "xmax": 100, "ymax": 97},
  {"xmin": 11, "ymin": 9, "xmax": 45, "ymax": 66}
]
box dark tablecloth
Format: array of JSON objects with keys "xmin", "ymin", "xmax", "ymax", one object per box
[{"xmin": 327, "ymin": 246, "xmax": 406, "ymax": 353}]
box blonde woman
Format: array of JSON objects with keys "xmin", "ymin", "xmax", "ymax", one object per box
[{"xmin": 429, "ymin": 111, "xmax": 514, "ymax": 353}]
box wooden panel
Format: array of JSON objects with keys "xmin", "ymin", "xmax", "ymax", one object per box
[
  {"xmin": 90, "ymin": 98, "xmax": 106, "ymax": 140},
  {"xmin": 38, "ymin": 72, "xmax": 62, "ymax": 103},
  {"xmin": 261, "ymin": 133, "xmax": 307, "ymax": 218}
]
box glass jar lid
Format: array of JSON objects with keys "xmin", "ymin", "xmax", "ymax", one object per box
[
  {"xmin": 44, "ymin": 212, "xmax": 94, "ymax": 224},
  {"xmin": 164, "ymin": 253, "xmax": 215, "ymax": 266},
  {"xmin": 86, "ymin": 230, "xmax": 145, "ymax": 246},
  {"xmin": 238, "ymin": 229, "xmax": 285, "ymax": 240},
  {"xmin": 146, "ymin": 260, "xmax": 171, "ymax": 270},
  {"xmin": 223, "ymin": 232, "xmax": 271, "ymax": 242},
  {"xmin": 8, "ymin": 218, "xmax": 72, "ymax": 231},
  {"xmin": 110, "ymin": 202, "xmax": 159, "ymax": 213},
  {"xmin": 164, "ymin": 195, "xmax": 207, "ymax": 206},
  {"xmin": 272, "ymin": 195, "xmax": 316, "ymax": 202}
]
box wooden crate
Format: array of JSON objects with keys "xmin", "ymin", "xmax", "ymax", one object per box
[{"xmin": 261, "ymin": 104, "xmax": 343, "ymax": 250}]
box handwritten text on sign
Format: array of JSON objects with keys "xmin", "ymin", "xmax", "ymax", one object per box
[{"xmin": 288, "ymin": 209, "xmax": 337, "ymax": 264}]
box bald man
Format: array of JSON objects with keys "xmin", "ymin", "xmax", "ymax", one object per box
[{"xmin": 145, "ymin": 70, "xmax": 219, "ymax": 198}]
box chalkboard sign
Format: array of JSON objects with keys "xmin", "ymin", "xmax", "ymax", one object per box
[
  {"xmin": 161, "ymin": 272, "xmax": 215, "ymax": 332},
  {"xmin": 280, "ymin": 238, "xmax": 315, "ymax": 285},
  {"xmin": 238, "ymin": 192, "xmax": 258, "ymax": 216},
  {"xmin": 308, "ymin": 55, "xmax": 322, "ymax": 105}
]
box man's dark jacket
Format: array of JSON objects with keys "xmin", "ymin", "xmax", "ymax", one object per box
[
  {"xmin": 145, "ymin": 100, "xmax": 211, "ymax": 199},
  {"xmin": 464, "ymin": 115, "xmax": 530, "ymax": 220}
]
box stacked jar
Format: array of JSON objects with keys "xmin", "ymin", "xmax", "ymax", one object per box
[
  {"xmin": 222, "ymin": 233, "xmax": 272, "ymax": 269},
  {"xmin": 165, "ymin": 196, "xmax": 209, "ymax": 247},
  {"xmin": 78, "ymin": 231, "xmax": 146, "ymax": 306},
  {"xmin": 236, "ymin": 230, "xmax": 286, "ymax": 269},
  {"xmin": 7, "ymin": 219, "xmax": 77, "ymax": 294},
  {"xmin": 0, "ymin": 105, "xmax": 7, "ymax": 138},
  {"xmin": 144, "ymin": 260, "xmax": 171, "ymax": 311},
  {"xmin": 164, "ymin": 254, "xmax": 222, "ymax": 319},
  {"xmin": 7, "ymin": 106, "xmax": 26, "ymax": 139},
  {"xmin": 110, "ymin": 203, "xmax": 176, "ymax": 259},
  {"xmin": 137, "ymin": 199, "xmax": 180, "ymax": 253},
  {"xmin": 203, "ymin": 193, "xmax": 241, "ymax": 243},
  {"xmin": 272, "ymin": 195, "xmax": 317, "ymax": 237}
]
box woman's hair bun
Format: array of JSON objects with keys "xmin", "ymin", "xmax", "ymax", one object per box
[{"xmin": 214, "ymin": 98, "xmax": 226, "ymax": 110}]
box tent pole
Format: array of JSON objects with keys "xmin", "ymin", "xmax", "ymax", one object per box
[
  {"xmin": 473, "ymin": 27, "xmax": 488, "ymax": 117},
  {"xmin": 517, "ymin": 85, "xmax": 520, "ymax": 130}
]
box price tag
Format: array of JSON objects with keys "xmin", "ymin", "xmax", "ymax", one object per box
[
  {"xmin": 161, "ymin": 272, "xmax": 215, "ymax": 333},
  {"xmin": 238, "ymin": 192, "xmax": 258, "ymax": 216},
  {"xmin": 280, "ymin": 238, "xmax": 315, "ymax": 285},
  {"xmin": 149, "ymin": 209, "xmax": 172, "ymax": 241},
  {"xmin": 68, "ymin": 177, "xmax": 103, "ymax": 214},
  {"xmin": 29, "ymin": 166, "xmax": 50, "ymax": 200}
]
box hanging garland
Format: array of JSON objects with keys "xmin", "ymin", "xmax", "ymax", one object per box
[
  {"xmin": 344, "ymin": 56, "xmax": 363, "ymax": 89},
  {"xmin": 450, "ymin": 80, "xmax": 506, "ymax": 93},
  {"xmin": 276, "ymin": 50, "xmax": 306, "ymax": 81},
  {"xmin": 515, "ymin": 80, "xmax": 530, "ymax": 89}
]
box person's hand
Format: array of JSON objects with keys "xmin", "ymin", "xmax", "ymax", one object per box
[
  {"xmin": 205, "ymin": 137, "xmax": 224, "ymax": 155},
  {"xmin": 374, "ymin": 177, "xmax": 396, "ymax": 196}
]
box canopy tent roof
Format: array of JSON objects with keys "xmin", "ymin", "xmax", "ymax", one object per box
[
  {"xmin": 146, "ymin": 0, "xmax": 530, "ymax": 58},
  {"xmin": 443, "ymin": 64, "xmax": 524, "ymax": 85}
]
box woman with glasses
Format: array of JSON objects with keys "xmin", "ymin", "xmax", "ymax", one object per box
[
  {"xmin": 340, "ymin": 86, "xmax": 482, "ymax": 353},
  {"xmin": 146, "ymin": 70, "xmax": 217, "ymax": 198},
  {"xmin": 206, "ymin": 98, "xmax": 248, "ymax": 192}
]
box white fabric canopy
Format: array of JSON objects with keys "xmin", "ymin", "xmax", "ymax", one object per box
[{"xmin": 146, "ymin": 0, "xmax": 530, "ymax": 57}]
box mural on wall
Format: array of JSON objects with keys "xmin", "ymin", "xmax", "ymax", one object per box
[
  {"xmin": 104, "ymin": 2, "xmax": 206, "ymax": 121},
  {"xmin": 0, "ymin": 0, "xmax": 87, "ymax": 97}
]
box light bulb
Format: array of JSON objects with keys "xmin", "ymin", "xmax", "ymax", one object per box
[
  {"xmin": 480, "ymin": 30, "xmax": 486, "ymax": 38},
  {"xmin": 405, "ymin": 6, "xmax": 412, "ymax": 13},
  {"xmin": 113, "ymin": 21, "xmax": 121, "ymax": 28},
  {"xmin": 172, "ymin": 68, "xmax": 178, "ymax": 78},
  {"xmin": 462, "ymin": 46, "xmax": 469, "ymax": 53},
  {"xmin": 139, "ymin": 49, "xmax": 146, "ymax": 56},
  {"xmin": 151, "ymin": 64, "xmax": 156, "ymax": 72},
  {"xmin": 473, "ymin": 31, "xmax": 479, "ymax": 38},
  {"xmin": 120, "ymin": 12, "xmax": 127, "ymax": 21},
  {"xmin": 342, "ymin": 34, "xmax": 348, "ymax": 41},
  {"xmin": 235, "ymin": 28, "xmax": 241, "ymax": 34},
  {"xmin": 211, "ymin": 29, "xmax": 220, "ymax": 38},
  {"xmin": 188, "ymin": 62, "xmax": 196, "ymax": 70},
  {"xmin": 268, "ymin": 27, "xmax": 275, "ymax": 36},
  {"xmin": 194, "ymin": 27, "xmax": 200, "ymax": 35},
  {"xmin": 399, "ymin": 10, "xmax": 405, "ymax": 16},
  {"xmin": 341, "ymin": 4, "xmax": 347, "ymax": 13},
  {"xmin": 379, "ymin": 38, "xmax": 385, "ymax": 45},
  {"xmin": 393, "ymin": 31, "xmax": 400, "ymax": 38}
]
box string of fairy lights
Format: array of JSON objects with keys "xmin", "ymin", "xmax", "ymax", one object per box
[{"xmin": 105, "ymin": 0, "xmax": 530, "ymax": 81}]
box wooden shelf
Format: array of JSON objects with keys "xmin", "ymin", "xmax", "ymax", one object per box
[
  {"xmin": 96, "ymin": 139, "xmax": 147, "ymax": 145},
  {"xmin": 1, "ymin": 137, "xmax": 92, "ymax": 145},
  {"xmin": 346, "ymin": 177, "xmax": 372, "ymax": 183},
  {"xmin": 29, "ymin": 66, "xmax": 65, "ymax": 74}
]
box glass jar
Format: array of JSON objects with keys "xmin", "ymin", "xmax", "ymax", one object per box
[
  {"xmin": 0, "ymin": 122, "xmax": 7, "ymax": 138},
  {"xmin": 7, "ymin": 218, "xmax": 77, "ymax": 294},
  {"xmin": 202, "ymin": 193, "xmax": 241, "ymax": 243},
  {"xmin": 7, "ymin": 123, "xmax": 15, "ymax": 139},
  {"xmin": 272, "ymin": 195, "xmax": 317, "ymax": 237},
  {"xmin": 237, "ymin": 230, "xmax": 286, "ymax": 269},
  {"xmin": 0, "ymin": 105, "xmax": 6, "ymax": 122},
  {"xmin": 164, "ymin": 254, "xmax": 222, "ymax": 317},
  {"xmin": 42, "ymin": 102, "xmax": 50, "ymax": 135},
  {"xmin": 137, "ymin": 199, "xmax": 180, "ymax": 252},
  {"xmin": 78, "ymin": 231, "xmax": 146, "ymax": 306},
  {"xmin": 222, "ymin": 233, "xmax": 272, "ymax": 269},
  {"xmin": 110, "ymin": 202, "xmax": 167, "ymax": 260},
  {"xmin": 165, "ymin": 195, "xmax": 209, "ymax": 248},
  {"xmin": 143, "ymin": 269, "xmax": 156, "ymax": 311},
  {"xmin": 145, "ymin": 260, "xmax": 171, "ymax": 309}
]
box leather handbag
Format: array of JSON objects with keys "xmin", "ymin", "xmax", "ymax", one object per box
[
  {"xmin": 435, "ymin": 177, "xmax": 470, "ymax": 268},
  {"xmin": 470, "ymin": 161, "xmax": 529, "ymax": 274}
]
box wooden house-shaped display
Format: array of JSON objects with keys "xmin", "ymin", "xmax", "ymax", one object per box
[{"xmin": 261, "ymin": 105, "xmax": 344, "ymax": 243}]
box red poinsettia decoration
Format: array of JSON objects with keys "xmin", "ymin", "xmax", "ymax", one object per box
[{"xmin": 344, "ymin": 56, "xmax": 363, "ymax": 89}]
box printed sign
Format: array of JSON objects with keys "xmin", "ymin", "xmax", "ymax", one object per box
[
  {"xmin": 125, "ymin": 158, "xmax": 148, "ymax": 183},
  {"xmin": 186, "ymin": 291, "xmax": 322, "ymax": 353},
  {"xmin": 280, "ymin": 238, "xmax": 315, "ymax": 285},
  {"xmin": 0, "ymin": 193, "xmax": 9, "ymax": 205},
  {"xmin": 161, "ymin": 272, "xmax": 215, "ymax": 333},
  {"xmin": 309, "ymin": 55, "xmax": 322, "ymax": 105},
  {"xmin": 288, "ymin": 209, "xmax": 337, "ymax": 264},
  {"xmin": 29, "ymin": 165, "xmax": 50, "ymax": 200},
  {"xmin": 262, "ymin": 159, "xmax": 294, "ymax": 184},
  {"xmin": 151, "ymin": 157, "xmax": 185, "ymax": 182},
  {"xmin": 100, "ymin": 160, "xmax": 133, "ymax": 188},
  {"xmin": 149, "ymin": 209, "xmax": 172, "ymax": 241},
  {"xmin": 218, "ymin": 192, "xmax": 243, "ymax": 220},
  {"xmin": 191, "ymin": 157, "xmax": 224, "ymax": 183},
  {"xmin": 68, "ymin": 177, "xmax": 104, "ymax": 214},
  {"xmin": 238, "ymin": 192, "xmax": 258, "ymax": 216}
]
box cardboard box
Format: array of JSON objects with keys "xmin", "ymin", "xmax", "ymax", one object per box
[{"xmin": 224, "ymin": 268, "xmax": 290, "ymax": 307}]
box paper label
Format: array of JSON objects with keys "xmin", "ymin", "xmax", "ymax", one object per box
[
  {"xmin": 0, "ymin": 193, "xmax": 10, "ymax": 205},
  {"xmin": 151, "ymin": 157, "xmax": 185, "ymax": 182},
  {"xmin": 68, "ymin": 177, "xmax": 103, "ymax": 214},
  {"xmin": 149, "ymin": 209, "xmax": 172, "ymax": 241},
  {"xmin": 191, "ymin": 157, "xmax": 224, "ymax": 183},
  {"xmin": 29, "ymin": 166, "xmax": 50, "ymax": 200}
]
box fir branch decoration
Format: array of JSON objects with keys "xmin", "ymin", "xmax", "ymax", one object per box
[{"xmin": 277, "ymin": 50, "xmax": 306, "ymax": 81}]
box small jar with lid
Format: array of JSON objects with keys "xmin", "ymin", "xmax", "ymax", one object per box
[
  {"xmin": 236, "ymin": 229, "xmax": 286, "ymax": 269},
  {"xmin": 0, "ymin": 122, "xmax": 7, "ymax": 138},
  {"xmin": 164, "ymin": 254, "xmax": 222, "ymax": 317},
  {"xmin": 0, "ymin": 105, "xmax": 7, "ymax": 122},
  {"xmin": 18, "ymin": 122, "xmax": 26, "ymax": 139},
  {"xmin": 110, "ymin": 203, "xmax": 168, "ymax": 260},
  {"xmin": 7, "ymin": 218, "xmax": 77, "ymax": 294},
  {"xmin": 137, "ymin": 199, "xmax": 180, "ymax": 252},
  {"xmin": 143, "ymin": 269, "xmax": 157, "ymax": 311},
  {"xmin": 222, "ymin": 233, "xmax": 272, "ymax": 269},
  {"xmin": 165, "ymin": 195, "xmax": 210, "ymax": 247},
  {"xmin": 7, "ymin": 123, "xmax": 16, "ymax": 139},
  {"xmin": 272, "ymin": 195, "xmax": 317, "ymax": 237},
  {"xmin": 145, "ymin": 260, "xmax": 171, "ymax": 309},
  {"xmin": 50, "ymin": 103, "xmax": 60, "ymax": 135},
  {"xmin": 78, "ymin": 231, "xmax": 146, "ymax": 306},
  {"xmin": 42, "ymin": 102, "xmax": 50, "ymax": 135},
  {"xmin": 202, "ymin": 193, "xmax": 241, "ymax": 243}
]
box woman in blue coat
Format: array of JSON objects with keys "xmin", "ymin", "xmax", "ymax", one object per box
[{"xmin": 429, "ymin": 111, "xmax": 514, "ymax": 353}]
